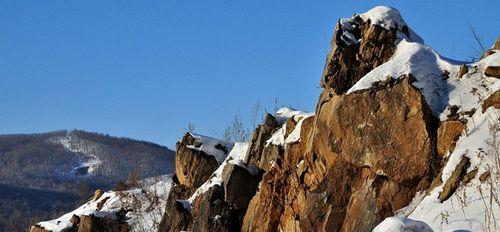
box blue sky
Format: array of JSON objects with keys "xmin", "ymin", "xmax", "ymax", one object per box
[{"xmin": 1, "ymin": 1, "xmax": 498, "ymax": 148}]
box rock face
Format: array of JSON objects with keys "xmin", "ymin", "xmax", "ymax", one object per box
[{"xmin": 222, "ymin": 163, "xmax": 261, "ymax": 209}]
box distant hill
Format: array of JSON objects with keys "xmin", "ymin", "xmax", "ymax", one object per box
[{"xmin": 0, "ymin": 130, "xmax": 174, "ymax": 231}]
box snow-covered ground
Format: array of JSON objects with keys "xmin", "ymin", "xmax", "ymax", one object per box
[{"xmin": 35, "ymin": 175, "xmax": 173, "ymax": 232}]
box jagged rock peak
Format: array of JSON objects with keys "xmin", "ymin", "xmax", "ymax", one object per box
[{"xmin": 320, "ymin": 6, "xmax": 423, "ymax": 96}]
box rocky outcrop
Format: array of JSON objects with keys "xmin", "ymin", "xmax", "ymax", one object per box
[
  {"xmin": 320, "ymin": 14, "xmax": 404, "ymax": 95},
  {"xmin": 241, "ymin": 75, "xmax": 438, "ymax": 232},
  {"xmin": 175, "ymin": 133, "xmax": 227, "ymax": 188}
]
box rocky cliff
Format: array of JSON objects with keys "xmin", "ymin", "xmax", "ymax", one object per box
[{"xmin": 31, "ymin": 6, "xmax": 500, "ymax": 232}]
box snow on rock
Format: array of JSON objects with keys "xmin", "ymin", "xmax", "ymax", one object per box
[
  {"xmin": 36, "ymin": 175, "xmax": 173, "ymax": 232},
  {"xmin": 186, "ymin": 132, "xmax": 234, "ymax": 163},
  {"xmin": 266, "ymin": 107, "xmax": 314, "ymax": 146},
  {"xmin": 372, "ymin": 216, "xmax": 433, "ymax": 232},
  {"xmin": 338, "ymin": 6, "xmax": 423, "ymax": 46},
  {"xmin": 180, "ymin": 142, "xmax": 252, "ymax": 211},
  {"xmin": 346, "ymin": 36, "xmax": 499, "ymax": 121},
  {"xmin": 347, "ymin": 39, "xmax": 462, "ymax": 117}
]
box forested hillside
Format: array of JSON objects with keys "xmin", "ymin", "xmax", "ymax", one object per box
[{"xmin": 0, "ymin": 130, "xmax": 174, "ymax": 231}]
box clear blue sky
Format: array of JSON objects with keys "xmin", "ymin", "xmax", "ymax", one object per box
[{"xmin": 1, "ymin": 1, "xmax": 498, "ymax": 148}]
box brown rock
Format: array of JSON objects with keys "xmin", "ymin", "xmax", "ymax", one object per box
[
  {"xmin": 437, "ymin": 120, "xmax": 465, "ymax": 157},
  {"xmin": 175, "ymin": 133, "xmax": 224, "ymax": 188},
  {"xmin": 189, "ymin": 185, "xmax": 242, "ymax": 232},
  {"xmin": 92, "ymin": 189, "xmax": 103, "ymax": 201},
  {"xmin": 494, "ymin": 38, "xmax": 500, "ymax": 50},
  {"xmin": 458, "ymin": 64, "xmax": 468, "ymax": 78},
  {"xmin": 320, "ymin": 18, "xmax": 399, "ymax": 95},
  {"xmin": 463, "ymin": 168, "xmax": 478, "ymax": 184},
  {"xmin": 222, "ymin": 163, "xmax": 261, "ymax": 209},
  {"xmin": 482, "ymin": 90, "xmax": 500, "ymax": 112},
  {"xmin": 317, "ymin": 76, "xmax": 437, "ymax": 184},
  {"xmin": 70, "ymin": 214, "xmax": 80, "ymax": 225},
  {"xmin": 245, "ymin": 114, "xmax": 281, "ymax": 170},
  {"xmin": 97, "ymin": 196, "xmax": 110, "ymax": 211},
  {"xmin": 439, "ymin": 156, "xmax": 470, "ymax": 202},
  {"xmin": 479, "ymin": 171, "xmax": 491, "ymax": 182},
  {"xmin": 78, "ymin": 214, "xmax": 130, "ymax": 232},
  {"xmin": 158, "ymin": 185, "xmax": 193, "ymax": 232},
  {"xmin": 485, "ymin": 66, "xmax": 500, "ymax": 78},
  {"xmin": 30, "ymin": 225, "xmax": 49, "ymax": 232}
]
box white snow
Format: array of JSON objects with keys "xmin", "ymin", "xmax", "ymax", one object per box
[
  {"xmin": 266, "ymin": 107, "xmax": 314, "ymax": 146},
  {"xmin": 373, "ymin": 216, "xmax": 433, "ymax": 232},
  {"xmin": 186, "ymin": 132, "xmax": 234, "ymax": 163},
  {"xmin": 36, "ymin": 175, "xmax": 173, "ymax": 232},
  {"xmin": 51, "ymin": 132, "xmax": 103, "ymax": 175},
  {"xmin": 180, "ymin": 142, "xmax": 252, "ymax": 211},
  {"xmin": 359, "ymin": 6, "xmax": 406, "ymax": 31}
]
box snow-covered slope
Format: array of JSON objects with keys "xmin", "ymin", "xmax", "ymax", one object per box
[{"xmin": 35, "ymin": 175, "xmax": 173, "ymax": 232}]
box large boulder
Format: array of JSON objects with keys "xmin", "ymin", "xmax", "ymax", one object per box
[{"xmin": 175, "ymin": 133, "xmax": 229, "ymax": 188}]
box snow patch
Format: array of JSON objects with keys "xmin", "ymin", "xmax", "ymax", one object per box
[
  {"xmin": 266, "ymin": 107, "xmax": 314, "ymax": 146},
  {"xmin": 186, "ymin": 133, "xmax": 234, "ymax": 164},
  {"xmin": 373, "ymin": 216, "xmax": 433, "ymax": 232}
]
